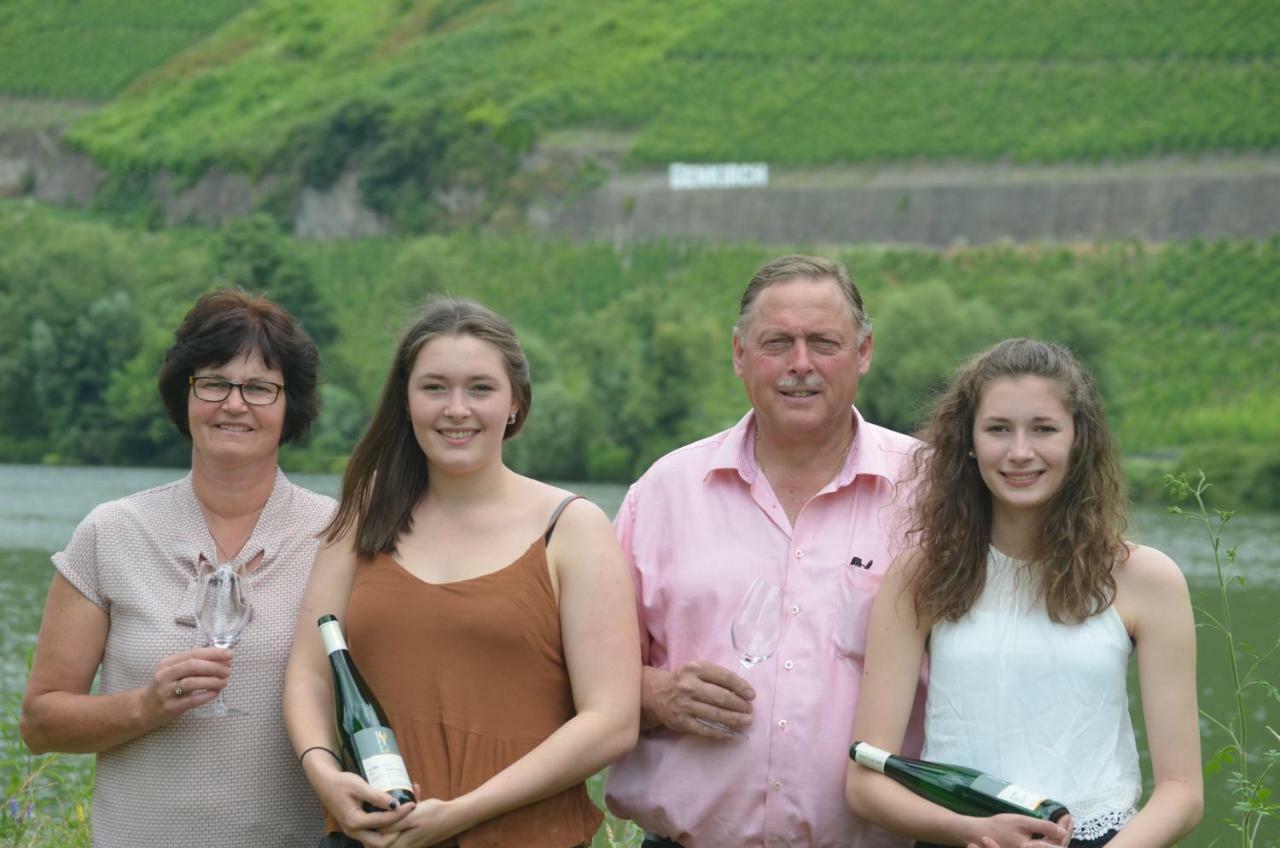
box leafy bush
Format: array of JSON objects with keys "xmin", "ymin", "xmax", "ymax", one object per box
[{"xmin": 1178, "ymin": 444, "xmax": 1280, "ymax": 510}]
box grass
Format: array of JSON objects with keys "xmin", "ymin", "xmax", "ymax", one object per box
[{"xmin": 1, "ymin": 648, "xmax": 92, "ymax": 848}]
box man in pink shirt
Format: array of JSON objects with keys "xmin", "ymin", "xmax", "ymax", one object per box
[{"xmin": 605, "ymin": 255, "xmax": 926, "ymax": 848}]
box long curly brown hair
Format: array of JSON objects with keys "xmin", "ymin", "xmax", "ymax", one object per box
[{"xmin": 903, "ymin": 338, "xmax": 1128, "ymax": 626}]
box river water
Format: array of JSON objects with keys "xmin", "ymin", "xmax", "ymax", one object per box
[{"xmin": 1, "ymin": 464, "xmax": 1276, "ymax": 845}]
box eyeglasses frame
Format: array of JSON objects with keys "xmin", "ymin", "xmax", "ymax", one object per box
[{"xmin": 188, "ymin": 375, "xmax": 286, "ymax": 407}]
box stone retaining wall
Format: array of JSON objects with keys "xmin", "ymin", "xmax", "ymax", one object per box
[
  {"xmin": 539, "ymin": 158, "xmax": 1280, "ymax": 246},
  {"xmin": 4, "ymin": 127, "xmax": 1277, "ymax": 245}
]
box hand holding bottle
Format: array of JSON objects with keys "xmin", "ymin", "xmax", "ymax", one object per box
[
  {"xmin": 960, "ymin": 812, "xmax": 1074, "ymax": 848},
  {"xmin": 302, "ymin": 753, "xmax": 414, "ymax": 848},
  {"xmin": 382, "ymin": 793, "xmax": 474, "ymax": 848}
]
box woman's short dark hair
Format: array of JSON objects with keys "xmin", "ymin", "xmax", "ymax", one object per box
[{"xmin": 157, "ymin": 289, "xmax": 320, "ymax": 445}]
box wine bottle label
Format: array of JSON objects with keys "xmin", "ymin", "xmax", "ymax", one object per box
[
  {"xmin": 851, "ymin": 742, "xmax": 890, "ymax": 773},
  {"xmin": 970, "ymin": 774, "xmax": 1045, "ymax": 811},
  {"xmin": 995, "ymin": 783, "xmax": 1046, "ymax": 810},
  {"xmin": 353, "ymin": 727, "xmax": 412, "ymax": 793},
  {"xmin": 319, "ymin": 619, "xmax": 348, "ymax": 655}
]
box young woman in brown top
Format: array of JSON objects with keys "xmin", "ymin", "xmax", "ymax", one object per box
[{"xmin": 284, "ymin": 297, "xmax": 640, "ymax": 848}]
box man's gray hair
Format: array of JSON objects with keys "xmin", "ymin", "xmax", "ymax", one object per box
[{"xmin": 734, "ymin": 255, "xmax": 872, "ymax": 343}]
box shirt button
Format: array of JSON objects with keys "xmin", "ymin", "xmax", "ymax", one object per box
[
  {"xmin": 795, "ymin": 549, "xmax": 804, "ymax": 559},
  {"xmin": 778, "ymin": 719, "xmax": 788, "ymax": 729},
  {"xmin": 784, "ymin": 660, "xmax": 794, "ymax": 670},
  {"xmin": 788, "ymin": 604, "xmax": 800, "ymax": 615},
  {"xmin": 772, "ymin": 780, "xmax": 783, "ymax": 791}
]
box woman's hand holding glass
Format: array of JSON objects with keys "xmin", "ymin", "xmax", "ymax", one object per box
[
  {"xmin": 144, "ymin": 645, "xmax": 232, "ymax": 722},
  {"xmin": 191, "ymin": 560, "xmax": 252, "ymax": 717}
]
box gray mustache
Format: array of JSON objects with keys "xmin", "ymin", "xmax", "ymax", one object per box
[{"xmin": 775, "ymin": 375, "xmax": 824, "ymax": 391}]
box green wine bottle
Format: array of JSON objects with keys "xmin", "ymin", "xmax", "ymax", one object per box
[
  {"xmin": 849, "ymin": 741, "xmax": 1069, "ymax": 822},
  {"xmin": 318, "ymin": 614, "xmax": 416, "ymax": 810}
]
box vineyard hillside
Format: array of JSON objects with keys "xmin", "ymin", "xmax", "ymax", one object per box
[{"xmin": 0, "ymin": 0, "xmax": 1272, "ymax": 177}]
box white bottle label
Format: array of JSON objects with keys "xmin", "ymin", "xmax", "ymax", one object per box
[
  {"xmin": 852, "ymin": 742, "xmax": 890, "ymax": 773},
  {"xmin": 353, "ymin": 727, "xmax": 412, "ymax": 793},
  {"xmin": 995, "ymin": 783, "xmax": 1046, "ymax": 810},
  {"xmin": 319, "ymin": 619, "xmax": 347, "ymax": 655}
]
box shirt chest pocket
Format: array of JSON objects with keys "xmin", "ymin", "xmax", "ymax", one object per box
[{"xmin": 833, "ymin": 569, "xmax": 883, "ymax": 662}]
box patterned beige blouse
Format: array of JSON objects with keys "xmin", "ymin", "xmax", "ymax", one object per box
[{"xmin": 54, "ymin": 469, "xmax": 335, "ymax": 847}]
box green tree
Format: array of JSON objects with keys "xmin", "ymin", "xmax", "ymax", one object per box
[
  {"xmin": 564, "ymin": 288, "xmax": 728, "ymax": 481},
  {"xmin": 857, "ymin": 280, "xmax": 1003, "ymax": 434},
  {"xmin": 212, "ymin": 215, "xmax": 338, "ymax": 347},
  {"xmin": 0, "ymin": 219, "xmax": 144, "ymax": 463}
]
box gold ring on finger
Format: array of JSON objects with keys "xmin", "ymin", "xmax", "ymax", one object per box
[{"xmin": 174, "ymin": 680, "xmax": 185, "ymax": 698}]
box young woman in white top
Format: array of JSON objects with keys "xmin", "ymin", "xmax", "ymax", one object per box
[{"xmin": 846, "ymin": 338, "xmax": 1202, "ymax": 848}]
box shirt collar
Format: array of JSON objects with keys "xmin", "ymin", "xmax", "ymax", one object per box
[
  {"xmin": 705, "ymin": 407, "xmax": 898, "ymax": 489},
  {"xmin": 175, "ymin": 467, "xmax": 290, "ymax": 572},
  {"xmin": 705, "ymin": 410, "xmax": 759, "ymax": 484},
  {"xmin": 838, "ymin": 406, "xmax": 898, "ymax": 486}
]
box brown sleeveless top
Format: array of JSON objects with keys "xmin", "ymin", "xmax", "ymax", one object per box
[{"xmin": 340, "ymin": 498, "xmax": 602, "ymax": 847}]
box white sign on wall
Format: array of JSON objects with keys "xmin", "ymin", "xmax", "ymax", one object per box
[{"xmin": 668, "ymin": 162, "xmax": 769, "ymax": 190}]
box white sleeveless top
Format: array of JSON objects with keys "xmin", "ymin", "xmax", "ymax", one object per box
[{"xmin": 922, "ymin": 548, "xmax": 1141, "ymax": 840}]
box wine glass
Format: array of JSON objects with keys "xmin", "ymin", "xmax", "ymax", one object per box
[
  {"xmin": 696, "ymin": 577, "xmax": 783, "ymax": 736},
  {"xmin": 731, "ymin": 578, "xmax": 782, "ymax": 674},
  {"xmin": 192, "ymin": 561, "xmax": 252, "ymax": 717}
]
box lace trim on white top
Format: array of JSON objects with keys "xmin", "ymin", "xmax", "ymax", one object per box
[{"xmin": 1068, "ymin": 795, "xmax": 1136, "ymax": 840}]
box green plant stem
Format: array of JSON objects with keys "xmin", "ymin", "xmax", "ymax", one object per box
[{"xmin": 1187, "ymin": 473, "xmax": 1252, "ymax": 848}]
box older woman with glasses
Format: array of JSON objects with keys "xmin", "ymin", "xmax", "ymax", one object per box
[{"xmin": 20, "ymin": 289, "xmax": 336, "ymax": 847}]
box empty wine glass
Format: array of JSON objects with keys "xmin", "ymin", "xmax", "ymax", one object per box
[
  {"xmin": 731, "ymin": 578, "xmax": 782, "ymax": 674},
  {"xmin": 696, "ymin": 577, "xmax": 783, "ymax": 736},
  {"xmin": 192, "ymin": 561, "xmax": 252, "ymax": 718}
]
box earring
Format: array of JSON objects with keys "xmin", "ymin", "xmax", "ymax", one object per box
[
  {"xmin": 967, "ymin": 449, "xmax": 976, "ymax": 458},
  {"xmin": 508, "ymin": 412, "xmax": 518, "ymax": 425}
]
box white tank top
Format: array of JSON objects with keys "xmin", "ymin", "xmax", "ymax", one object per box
[{"xmin": 922, "ymin": 548, "xmax": 1141, "ymax": 839}]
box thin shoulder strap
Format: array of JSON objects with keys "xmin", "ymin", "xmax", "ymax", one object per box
[{"xmin": 543, "ymin": 495, "xmax": 582, "ymax": 544}]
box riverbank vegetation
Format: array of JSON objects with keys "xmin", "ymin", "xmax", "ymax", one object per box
[
  {"xmin": 2, "ymin": 202, "xmax": 1276, "ymax": 505},
  {"xmin": 1166, "ymin": 473, "xmax": 1279, "ymax": 847}
]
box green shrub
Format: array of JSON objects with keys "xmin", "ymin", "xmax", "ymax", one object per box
[{"xmin": 1178, "ymin": 443, "xmax": 1280, "ymax": 510}]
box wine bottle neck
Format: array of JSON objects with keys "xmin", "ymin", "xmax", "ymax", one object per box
[
  {"xmin": 851, "ymin": 742, "xmax": 891, "ymax": 774},
  {"xmin": 319, "ymin": 619, "xmax": 348, "ymax": 655}
]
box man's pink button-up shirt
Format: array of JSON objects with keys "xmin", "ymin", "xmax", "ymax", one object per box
[{"xmin": 605, "ymin": 409, "xmax": 927, "ymax": 848}]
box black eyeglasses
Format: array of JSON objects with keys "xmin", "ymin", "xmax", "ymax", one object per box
[{"xmin": 189, "ymin": 376, "xmax": 285, "ymax": 406}]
